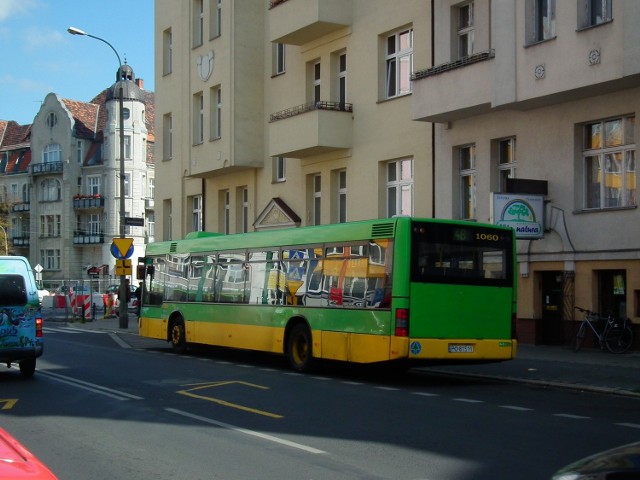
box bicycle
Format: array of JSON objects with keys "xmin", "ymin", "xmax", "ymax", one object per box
[{"xmin": 572, "ymin": 306, "xmax": 633, "ymax": 353}]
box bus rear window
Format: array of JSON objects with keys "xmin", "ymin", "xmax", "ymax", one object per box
[
  {"xmin": 0, "ymin": 275, "xmax": 28, "ymax": 306},
  {"xmin": 411, "ymin": 222, "xmax": 513, "ymax": 286}
]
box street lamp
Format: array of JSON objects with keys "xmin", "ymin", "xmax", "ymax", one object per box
[{"xmin": 68, "ymin": 26, "xmax": 128, "ymax": 329}]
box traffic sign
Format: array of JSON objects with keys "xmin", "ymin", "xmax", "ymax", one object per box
[
  {"xmin": 111, "ymin": 238, "xmax": 134, "ymax": 260},
  {"xmin": 125, "ymin": 217, "xmax": 145, "ymax": 227},
  {"xmin": 115, "ymin": 259, "xmax": 132, "ymax": 276}
]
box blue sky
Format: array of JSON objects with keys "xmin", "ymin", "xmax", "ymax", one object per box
[{"xmin": 0, "ymin": 0, "xmax": 154, "ymax": 125}]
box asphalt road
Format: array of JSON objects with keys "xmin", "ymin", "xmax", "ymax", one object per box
[{"xmin": 1, "ymin": 326, "xmax": 639, "ymax": 479}]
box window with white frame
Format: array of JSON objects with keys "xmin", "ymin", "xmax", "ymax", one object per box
[
  {"xmin": 163, "ymin": 113, "xmax": 173, "ymax": 159},
  {"xmin": 163, "ymin": 199, "xmax": 172, "ymax": 240},
  {"xmin": 40, "ymin": 215, "xmax": 61, "ymax": 237},
  {"xmin": 312, "ymin": 62, "xmax": 321, "ymax": 104},
  {"xmin": 10, "ymin": 184, "xmax": 18, "ymax": 202},
  {"xmin": 578, "ymin": 0, "xmax": 612, "ymax": 28},
  {"xmin": 498, "ymin": 138, "xmax": 516, "ymax": 193},
  {"xmin": 43, "ymin": 143, "xmax": 61, "ymax": 163},
  {"xmin": 210, "ymin": 0, "xmax": 221, "ymax": 39},
  {"xmin": 337, "ymin": 52, "xmax": 347, "ymax": 105},
  {"xmin": 193, "ymin": 92, "xmax": 204, "ymax": 144},
  {"xmin": 337, "ymin": 169, "xmax": 347, "ymax": 223},
  {"xmin": 46, "ymin": 112, "xmax": 57, "ymax": 129},
  {"xmin": 22, "ymin": 184, "xmax": 29, "ymax": 202},
  {"xmin": 387, "ymin": 159, "xmax": 413, "ymax": 217},
  {"xmin": 88, "ymin": 176, "xmax": 101, "ymax": 196},
  {"xmin": 41, "ymin": 179, "xmax": 61, "ymax": 202},
  {"xmin": 273, "ymin": 156, "xmax": 286, "ymax": 182},
  {"xmin": 210, "ymin": 86, "xmax": 221, "ymax": 140},
  {"xmin": 385, "ymin": 28, "xmax": 413, "ymax": 98},
  {"xmin": 76, "ymin": 140, "xmax": 83, "ymax": 164},
  {"xmin": 458, "ymin": 145, "xmax": 476, "ymax": 219},
  {"xmin": 88, "ymin": 214, "xmax": 101, "ymax": 235},
  {"xmin": 149, "ymin": 178, "xmax": 155, "ymax": 200},
  {"xmin": 312, "ymin": 174, "xmax": 321, "ymax": 225},
  {"xmin": 583, "ymin": 116, "xmax": 636, "ymax": 209},
  {"xmin": 193, "ymin": 0, "xmax": 204, "ymax": 47},
  {"xmin": 240, "ymin": 187, "xmax": 249, "ymax": 233},
  {"xmin": 147, "ymin": 213, "xmax": 155, "ymax": 242},
  {"xmin": 122, "ymin": 173, "xmax": 131, "ymax": 197},
  {"xmin": 223, "ymin": 190, "xmax": 230, "ymax": 234},
  {"xmin": 192, "ymin": 195, "xmax": 203, "ymax": 232},
  {"xmin": 526, "ymin": 0, "xmax": 555, "ymax": 43},
  {"xmin": 163, "ymin": 28, "xmax": 172, "ymax": 75},
  {"xmin": 457, "ymin": 2, "xmax": 474, "ymax": 58},
  {"xmin": 124, "ymin": 210, "xmax": 131, "ymax": 235},
  {"xmin": 41, "ymin": 249, "xmax": 60, "ymax": 270},
  {"xmin": 124, "ymin": 135, "xmax": 132, "ymax": 159},
  {"xmin": 273, "ymin": 43, "xmax": 286, "ymax": 76}
]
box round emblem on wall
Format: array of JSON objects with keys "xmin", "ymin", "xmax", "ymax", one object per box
[
  {"xmin": 588, "ymin": 49, "xmax": 601, "ymax": 65},
  {"xmin": 197, "ymin": 50, "xmax": 215, "ymax": 81},
  {"xmin": 534, "ymin": 64, "xmax": 546, "ymax": 80}
]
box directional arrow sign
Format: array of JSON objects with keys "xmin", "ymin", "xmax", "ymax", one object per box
[
  {"xmin": 111, "ymin": 238, "xmax": 134, "ymax": 260},
  {"xmin": 0, "ymin": 399, "xmax": 18, "ymax": 410}
]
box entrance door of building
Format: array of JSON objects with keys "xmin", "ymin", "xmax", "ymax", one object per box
[{"xmin": 541, "ymin": 271, "xmax": 564, "ymax": 344}]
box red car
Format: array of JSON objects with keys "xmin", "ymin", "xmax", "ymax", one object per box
[{"xmin": 0, "ymin": 427, "xmax": 58, "ymax": 479}]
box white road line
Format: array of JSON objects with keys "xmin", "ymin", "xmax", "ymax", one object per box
[
  {"xmin": 500, "ymin": 405, "xmax": 533, "ymax": 411},
  {"xmin": 453, "ymin": 398, "xmax": 484, "ymax": 403},
  {"xmin": 412, "ymin": 392, "xmax": 440, "ymax": 397},
  {"xmin": 165, "ymin": 408, "xmax": 327, "ymax": 454},
  {"xmin": 616, "ymin": 423, "xmax": 640, "ymax": 429},
  {"xmin": 376, "ymin": 386, "xmax": 400, "ymax": 391},
  {"xmin": 109, "ymin": 333, "xmax": 131, "ymax": 349},
  {"xmin": 39, "ymin": 370, "xmax": 143, "ymax": 401},
  {"xmin": 553, "ymin": 413, "xmax": 590, "ymax": 419}
]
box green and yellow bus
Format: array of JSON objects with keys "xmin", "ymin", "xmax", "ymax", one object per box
[{"xmin": 138, "ymin": 217, "xmax": 517, "ymax": 371}]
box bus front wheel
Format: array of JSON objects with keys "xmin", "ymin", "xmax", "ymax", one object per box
[
  {"xmin": 170, "ymin": 318, "xmax": 187, "ymax": 354},
  {"xmin": 287, "ymin": 323, "xmax": 315, "ymax": 372}
]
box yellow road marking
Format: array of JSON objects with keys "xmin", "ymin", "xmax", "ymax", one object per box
[
  {"xmin": 0, "ymin": 399, "xmax": 18, "ymax": 410},
  {"xmin": 177, "ymin": 381, "xmax": 283, "ymax": 419}
]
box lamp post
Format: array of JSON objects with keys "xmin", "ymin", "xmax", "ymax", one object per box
[{"xmin": 68, "ymin": 27, "xmax": 128, "ymax": 329}]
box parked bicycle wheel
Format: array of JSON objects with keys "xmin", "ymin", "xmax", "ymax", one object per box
[
  {"xmin": 572, "ymin": 322, "xmax": 587, "ymax": 352},
  {"xmin": 604, "ymin": 326, "xmax": 633, "ymax": 354}
]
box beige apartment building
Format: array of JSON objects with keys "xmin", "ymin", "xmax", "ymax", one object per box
[
  {"xmin": 154, "ymin": 0, "xmax": 431, "ymax": 238},
  {"xmin": 412, "ymin": 0, "xmax": 639, "ymax": 344}
]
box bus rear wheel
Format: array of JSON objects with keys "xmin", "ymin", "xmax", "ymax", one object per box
[
  {"xmin": 287, "ymin": 324, "xmax": 314, "ymax": 372},
  {"xmin": 170, "ymin": 318, "xmax": 187, "ymax": 354}
]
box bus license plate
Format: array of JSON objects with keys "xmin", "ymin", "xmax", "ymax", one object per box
[{"xmin": 448, "ymin": 344, "xmax": 474, "ymax": 353}]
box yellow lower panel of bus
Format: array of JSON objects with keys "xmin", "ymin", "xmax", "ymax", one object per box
[
  {"xmin": 320, "ymin": 331, "xmax": 395, "ymax": 363},
  {"xmin": 194, "ymin": 322, "xmax": 284, "ymax": 354},
  {"xmin": 139, "ymin": 316, "xmax": 166, "ymax": 340},
  {"xmin": 408, "ymin": 338, "xmax": 517, "ymax": 360}
]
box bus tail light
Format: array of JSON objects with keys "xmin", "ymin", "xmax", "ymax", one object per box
[
  {"xmin": 35, "ymin": 317, "xmax": 43, "ymax": 338},
  {"xmin": 395, "ymin": 308, "xmax": 409, "ymax": 337}
]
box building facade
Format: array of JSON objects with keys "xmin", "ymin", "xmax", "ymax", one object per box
[
  {"xmin": 412, "ymin": 0, "xmax": 639, "ymax": 344},
  {"xmin": 154, "ymin": 0, "xmax": 431, "ymax": 239},
  {"xmin": 0, "ymin": 65, "xmax": 155, "ymax": 290}
]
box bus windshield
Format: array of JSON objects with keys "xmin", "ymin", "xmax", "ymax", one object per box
[{"xmin": 411, "ymin": 221, "xmax": 513, "ymax": 287}]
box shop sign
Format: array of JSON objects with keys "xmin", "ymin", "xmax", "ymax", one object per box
[{"xmin": 491, "ymin": 193, "xmax": 544, "ymax": 239}]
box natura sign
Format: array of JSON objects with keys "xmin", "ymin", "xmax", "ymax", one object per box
[{"xmin": 491, "ymin": 193, "xmax": 544, "ymax": 239}]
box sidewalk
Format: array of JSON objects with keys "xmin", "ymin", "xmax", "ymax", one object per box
[{"xmin": 43, "ymin": 308, "xmax": 640, "ymax": 398}]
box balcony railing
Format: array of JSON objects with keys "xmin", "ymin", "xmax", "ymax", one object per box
[
  {"xmin": 11, "ymin": 202, "xmax": 30, "ymax": 213},
  {"xmin": 11, "ymin": 236, "xmax": 29, "ymax": 247},
  {"xmin": 73, "ymin": 195, "xmax": 105, "ymax": 210},
  {"xmin": 73, "ymin": 231, "xmax": 105, "ymax": 245},
  {"xmin": 145, "ymin": 198, "xmax": 155, "ymax": 209},
  {"xmin": 412, "ymin": 49, "xmax": 495, "ymax": 81},
  {"xmin": 270, "ymin": 101, "xmax": 353, "ymax": 122},
  {"xmin": 31, "ymin": 161, "xmax": 64, "ymax": 176}
]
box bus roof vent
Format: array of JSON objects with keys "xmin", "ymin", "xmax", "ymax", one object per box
[
  {"xmin": 371, "ymin": 222, "xmax": 395, "ymax": 238},
  {"xmin": 169, "ymin": 242, "xmax": 178, "ymax": 253}
]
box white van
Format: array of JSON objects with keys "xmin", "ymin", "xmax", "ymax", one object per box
[{"xmin": 0, "ymin": 256, "xmax": 43, "ymax": 377}]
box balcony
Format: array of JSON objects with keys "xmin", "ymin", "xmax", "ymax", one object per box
[
  {"xmin": 31, "ymin": 161, "xmax": 63, "ymax": 176},
  {"xmin": 269, "ymin": 101, "xmax": 353, "ymax": 158},
  {"xmin": 412, "ymin": 50, "xmax": 495, "ymax": 123},
  {"xmin": 11, "ymin": 202, "xmax": 30, "ymax": 213},
  {"xmin": 269, "ymin": 0, "xmax": 352, "ymax": 45},
  {"xmin": 73, "ymin": 231, "xmax": 105, "ymax": 245},
  {"xmin": 11, "ymin": 236, "xmax": 29, "ymax": 247},
  {"xmin": 73, "ymin": 195, "xmax": 105, "ymax": 210}
]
